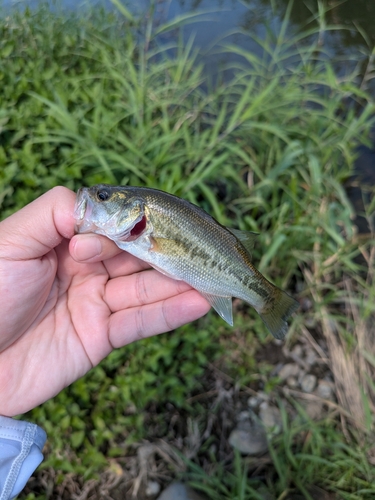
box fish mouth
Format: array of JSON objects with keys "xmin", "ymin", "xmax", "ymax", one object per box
[
  {"xmin": 74, "ymin": 188, "xmax": 87, "ymax": 221},
  {"xmin": 73, "ymin": 188, "xmax": 144, "ymax": 239},
  {"xmin": 74, "ymin": 188, "xmax": 95, "ymax": 233}
]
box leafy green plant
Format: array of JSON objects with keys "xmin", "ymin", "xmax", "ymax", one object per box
[{"xmin": 2, "ymin": 1, "xmax": 374, "ymax": 498}]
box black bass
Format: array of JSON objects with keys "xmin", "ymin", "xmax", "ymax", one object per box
[{"xmin": 74, "ymin": 185, "xmax": 298, "ymax": 339}]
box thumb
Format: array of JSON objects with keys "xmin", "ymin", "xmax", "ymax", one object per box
[{"xmin": 0, "ymin": 187, "xmax": 76, "ymax": 260}]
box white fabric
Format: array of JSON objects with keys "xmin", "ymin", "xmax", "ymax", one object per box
[{"xmin": 0, "ymin": 417, "xmax": 46, "ymax": 499}]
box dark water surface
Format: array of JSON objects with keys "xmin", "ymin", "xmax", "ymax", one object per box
[{"xmin": 4, "ymin": 0, "xmax": 375, "ymax": 60}]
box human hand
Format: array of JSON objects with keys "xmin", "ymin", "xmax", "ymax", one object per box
[{"xmin": 0, "ymin": 187, "xmax": 210, "ymax": 416}]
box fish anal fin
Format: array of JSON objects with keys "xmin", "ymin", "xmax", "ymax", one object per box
[
  {"xmin": 200, "ymin": 292, "xmax": 233, "ymax": 326},
  {"xmin": 228, "ymin": 228, "xmax": 259, "ymax": 255},
  {"xmin": 259, "ymin": 290, "xmax": 299, "ymax": 340}
]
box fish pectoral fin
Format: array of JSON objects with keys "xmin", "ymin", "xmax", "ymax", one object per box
[
  {"xmin": 149, "ymin": 236, "xmax": 177, "ymax": 254},
  {"xmin": 227, "ymin": 228, "xmax": 259, "ymax": 255},
  {"xmin": 200, "ymin": 293, "xmax": 233, "ymax": 326}
]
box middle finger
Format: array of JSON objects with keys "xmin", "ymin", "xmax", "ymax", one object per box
[{"xmin": 104, "ymin": 269, "xmax": 192, "ymax": 311}]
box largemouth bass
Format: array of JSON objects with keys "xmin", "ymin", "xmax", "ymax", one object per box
[{"xmin": 74, "ymin": 184, "xmax": 298, "ymax": 339}]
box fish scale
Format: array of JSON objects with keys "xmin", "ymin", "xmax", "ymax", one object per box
[
  {"xmin": 143, "ymin": 195, "xmax": 274, "ymax": 305},
  {"xmin": 74, "ymin": 184, "xmax": 299, "ymax": 339}
]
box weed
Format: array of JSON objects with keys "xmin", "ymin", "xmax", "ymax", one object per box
[{"xmin": 2, "ymin": 1, "xmax": 375, "ymax": 498}]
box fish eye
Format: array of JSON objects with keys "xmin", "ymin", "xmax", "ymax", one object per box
[{"xmin": 97, "ymin": 189, "xmax": 110, "ymax": 202}]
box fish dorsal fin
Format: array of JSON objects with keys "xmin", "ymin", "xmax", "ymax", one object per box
[
  {"xmin": 227, "ymin": 228, "xmax": 258, "ymax": 255},
  {"xmin": 200, "ymin": 292, "xmax": 233, "ymax": 326}
]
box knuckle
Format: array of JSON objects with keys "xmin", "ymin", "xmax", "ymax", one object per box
[
  {"xmin": 135, "ymin": 272, "xmax": 149, "ymax": 305},
  {"xmin": 135, "ymin": 307, "xmax": 147, "ymax": 339},
  {"xmin": 161, "ymin": 299, "xmax": 175, "ymax": 332}
]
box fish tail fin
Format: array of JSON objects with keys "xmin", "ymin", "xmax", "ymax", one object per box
[{"xmin": 258, "ymin": 290, "xmax": 299, "ymax": 340}]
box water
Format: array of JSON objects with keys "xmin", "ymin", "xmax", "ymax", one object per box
[
  {"xmin": 3, "ymin": 0, "xmax": 373, "ymax": 82},
  {"xmin": 5, "ymin": 0, "xmax": 373, "ymax": 90},
  {"xmin": 4, "ymin": 0, "xmax": 375, "ymax": 56}
]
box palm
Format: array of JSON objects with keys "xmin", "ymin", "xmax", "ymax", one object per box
[{"xmin": 0, "ymin": 237, "xmax": 208, "ymax": 417}]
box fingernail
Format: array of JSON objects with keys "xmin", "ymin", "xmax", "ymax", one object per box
[{"xmin": 73, "ymin": 235, "xmax": 102, "ymax": 261}]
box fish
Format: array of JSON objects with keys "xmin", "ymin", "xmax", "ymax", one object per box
[{"xmin": 74, "ymin": 184, "xmax": 299, "ymax": 339}]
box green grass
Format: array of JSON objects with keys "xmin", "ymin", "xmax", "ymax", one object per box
[{"xmin": 1, "ymin": 1, "xmax": 375, "ymax": 499}]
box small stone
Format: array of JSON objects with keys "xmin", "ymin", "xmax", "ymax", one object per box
[
  {"xmin": 301, "ymin": 374, "xmax": 317, "ymax": 393},
  {"xmin": 237, "ymin": 410, "xmax": 251, "ymax": 422},
  {"xmin": 317, "ymin": 380, "xmax": 333, "ymax": 400},
  {"xmin": 300, "ymin": 297, "xmax": 313, "ymax": 312},
  {"xmin": 257, "ymin": 391, "xmax": 269, "ymax": 401},
  {"xmin": 302, "ymin": 399, "xmax": 324, "ymax": 420},
  {"xmin": 125, "ymin": 402, "xmax": 137, "ymax": 414},
  {"xmin": 286, "ymin": 376, "xmax": 298, "ymax": 388},
  {"xmin": 304, "ymin": 348, "xmax": 317, "ymax": 367},
  {"xmin": 259, "ymin": 402, "xmax": 282, "ymax": 433},
  {"xmin": 297, "ymin": 369, "xmax": 306, "ymax": 384},
  {"xmin": 157, "ymin": 482, "xmax": 207, "ymax": 500},
  {"xmin": 146, "ymin": 481, "xmax": 161, "ymax": 497},
  {"xmin": 248, "ymin": 396, "xmax": 261, "ymax": 409},
  {"xmin": 278, "ymin": 363, "xmax": 299, "ymax": 381},
  {"xmin": 247, "ymin": 392, "xmax": 268, "ymax": 409},
  {"xmin": 272, "ymin": 362, "xmax": 285, "ymax": 377},
  {"xmin": 229, "ymin": 426, "xmax": 268, "ymax": 456},
  {"xmin": 291, "ymin": 344, "xmax": 303, "ymax": 358}
]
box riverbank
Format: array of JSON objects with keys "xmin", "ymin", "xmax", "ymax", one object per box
[{"xmin": 1, "ymin": 3, "xmax": 375, "ymax": 499}]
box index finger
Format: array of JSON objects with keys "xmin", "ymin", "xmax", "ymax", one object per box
[
  {"xmin": 69, "ymin": 233, "xmax": 123, "ymax": 263},
  {"xmin": 69, "ymin": 232, "xmax": 152, "ymax": 277}
]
